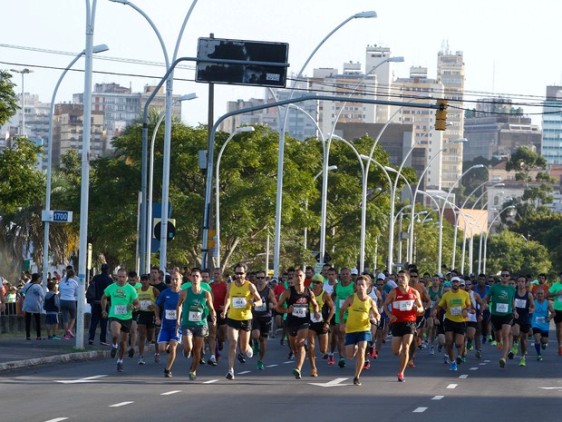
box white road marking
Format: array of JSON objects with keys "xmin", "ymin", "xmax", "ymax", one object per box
[
  {"xmin": 203, "ymin": 379, "xmax": 218, "ymax": 384},
  {"xmin": 161, "ymin": 390, "xmax": 181, "ymax": 395},
  {"xmin": 44, "ymin": 418, "xmax": 69, "ymax": 422},
  {"xmin": 447, "ymin": 384, "xmax": 458, "ymax": 389},
  {"xmin": 109, "ymin": 401, "xmax": 134, "ymax": 408},
  {"xmin": 484, "ymin": 359, "xmax": 491, "ymax": 363},
  {"xmin": 413, "ymin": 407, "xmax": 428, "ymax": 413},
  {"xmin": 237, "ymin": 370, "xmax": 251, "ymax": 375},
  {"xmin": 479, "ymin": 363, "xmax": 487, "ymax": 366},
  {"xmin": 459, "ymin": 374, "xmax": 468, "ymax": 379},
  {"xmin": 283, "ymin": 361, "xmax": 293, "ymax": 364},
  {"xmin": 540, "ymin": 387, "xmax": 562, "ymax": 390},
  {"xmin": 309, "ymin": 377, "xmax": 349, "ymax": 388},
  {"xmin": 55, "ymin": 375, "xmax": 107, "ymax": 384},
  {"xmin": 469, "ymin": 367, "xmax": 479, "ymax": 370},
  {"xmin": 432, "ymin": 396, "xmax": 444, "ymax": 400},
  {"xmin": 267, "ymin": 364, "xmax": 278, "ymax": 368}
]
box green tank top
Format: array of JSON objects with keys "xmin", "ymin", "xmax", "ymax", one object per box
[{"xmin": 181, "ymin": 288, "xmax": 208, "ymax": 327}]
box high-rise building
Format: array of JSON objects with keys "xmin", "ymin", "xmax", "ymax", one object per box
[
  {"xmin": 365, "ymin": 45, "xmax": 394, "ymax": 124},
  {"xmin": 542, "ymin": 86, "xmax": 562, "ymax": 165},
  {"xmin": 437, "ymin": 46, "xmax": 465, "ymax": 189}
]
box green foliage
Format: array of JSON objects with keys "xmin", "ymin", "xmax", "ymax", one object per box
[
  {"xmin": 0, "ymin": 70, "xmax": 19, "ymax": 125},
  {"xmin": 505, "ymin": 146, "xmax": 547, "ymax": 178},
  {"xmin": 485, "ymin": 230, "xmax": 551, "ymax": 275}
]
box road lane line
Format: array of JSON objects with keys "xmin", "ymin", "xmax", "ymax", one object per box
[
  {"xmin": 479, "ymin": 363, "xmax": 487, "ymax": 365},
  {"xmin": 484, "ymin": 360, "xmax": 491, "ymax": 363},
  {"xmin": 470, "ymin": 367, "xmax": 479, "ymax": 370},
  {"xmin": 267, "ymin": 364, "xmax": 278, "ymax": 368},
  {"xmin": 431, "ymin": 396, "xmax": 444, "ymax": 400},
  {"xmin": 283, "ymin": 361, "xmax": 292, "ymax": 364},
  {"xmin": 459, "ymin": 374, "xmax": 468, "ymax": 379},
  {"xmin": 204, "ymin": 379, "xmax": 218, "ymax": 384},
  {"xmin": 109, "ymin": 402, "xmax": 134, "ymax": 408},
  {"xmin": 447, "ymin": 384, "xmax": 458, "ymax": 389},
  {"xmin": 161, "ymin": 390, "xmax": 181, "ymax": 395},
  {"xmin": 55, "ymin": 375, "xmax": 107, "ymax": 384},
  {"xmin": 413, "ymin": 407, "xmax": 428, "ymax": 413},
  {"xmin": 237, "ymin": 370, "xmax": 251, "ymax": 375},
  {"xmin": 45, "ymin": 418, "xmax": 68, "ymax": 422}
]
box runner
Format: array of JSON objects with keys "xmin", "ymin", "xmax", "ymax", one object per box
[
  {"xmin": 510, "ymin": 275, "xmax": 535, "ymax": 366},
  {"xmin": 548, "ymin": 272, "xmax": 562, "ymax": 356},
  {"xmin": 432, "ymin": 276, "xmax": 472, "ymax": 371},
  {"xmin": 531, "ymin": 287, "xmax": 554, "ymax": 361},
  {"xmin": 100, "ymin": 269, "xmax": 140, "ymax": 372},
  {"xmin": 307, "ymin": 273, "xmax": 334, "ymax": 377},
  {"xmin": 221, "ymin": 263, "xmax": 262, "ymax": 380},
  {"xmin": 427, "ymin": 274, "xmax": 443, "ymax": 354},
  {"xmin": 484, "ymin": 270, "xmax": 516, "ymax": 368},
  {"xmin": 382, "ymin": 270, "xmax": 424, "ymax": 382},
  {"xmin": 340, "ymin": 275, "xmax": 380, "ymax": 385},
  {"xmin": 176, "ymin": 268, "xmax": 216, "ymax": 380},
  {"xmin": 407, "ymin": 269, "xmax": 431, "ymax": 367},
  {"xmin": 135, "ymin": 274, "xmax": 160, "ymax": 364},
  {"xmin": 365, "ymin": 274, "xmax": 383, "ymax": 366},
  {"xmin": 276, "ymin": 268, "xmax": 321, "ymax": 380},
  {"xmin": 323, "ymin": 267, "xmax": 339, "ymax": 364},
  {"xmin": 251, "ymin": 270, "xmax": 278, "ymax": 370},
  {"xmin": 154, "ymin": 270, "xmax": 182, "ymax": 377},
  {"xmin": 464, "ymin": 278, "xmax": 487, "ymax": 359},
  {"xmin": 208, "ymin": 267, "xmax": 228, "ymax": 366},
  {"xmin": 332, "ymin": 267, "xmax": 355, "ymax": 368}
]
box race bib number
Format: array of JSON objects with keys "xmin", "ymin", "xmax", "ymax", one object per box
[
  {"xmin": 165, "ymin": 309, "xmax": 177, "ymax": 320},
  {"xmin": 292, "ymin": 304, "xmax": 307, "ymax": 318},
  {"xmin": 450, "ymin": 306, "xmax": 462, "ymax": 316},
  {"xmin": 232, "ymin": 297, "xmax": 247, "ymax": 309},
  {"xmin": 310, "ymin": 312, "xmax": 323, "ymax": 323},
  {"xmin": 395, "ymin": 300, "xmax": 414, "ymax": 311},
  {"xmin": 535, "ymin": 316, "xmax": 546, "ymax": 324},
  {"xmin": 254, "ymin": 302, "xmax": 267, "ymax": 312},
  {"xmin": 188, "ymin": 311, "xmax": 202, "ymax": 322},
  {"xmin": 496, "ymin": 303, "xmax": 509, "ymax": 313},
  {"xmin": 114, "ymin": 305, "xmax": 127, "ymax": 315},
  {"xmin": 514, "ymin": 298, "xmax": 526, "ymax": 309},
  {"xmin": 140, "ymin": 300, "xmax": 151, "ymax": 311}
]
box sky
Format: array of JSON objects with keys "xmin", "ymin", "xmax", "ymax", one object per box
[{"xmin": 2, "ymin": 0, "xmax": 561, "ymax": 128}]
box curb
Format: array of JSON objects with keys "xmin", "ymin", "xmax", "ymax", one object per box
[{"xmin": 0, "ymin": 350, "xmax": 110, "ymax": 373}]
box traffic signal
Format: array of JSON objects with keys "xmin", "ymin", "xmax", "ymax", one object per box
[
  {"xmin": 153, "ymin": 218, "xmax": 176, "ymax": 240},
  {"xmin": 435, "ymin": 99, "xmax": 448, "ymax": 131}
]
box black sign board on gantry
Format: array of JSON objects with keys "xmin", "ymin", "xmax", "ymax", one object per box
[{"xmin": 196, "ymin": 37, "xmax": 289, "ymax": 87}]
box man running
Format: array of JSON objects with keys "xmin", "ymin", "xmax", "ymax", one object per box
[
  {"xmin": 531, "ymin": 288, "xmax": 554, "ymax": 361},
  {"xmin": 251, "ymin": 270, "xmax": 278, "ymax": 370},
  {"xmin": 135, "ymin": 274, "xmax": 160, "ymax": 364},
  {"xmin": 548, "ymin": 272, "xmax": 562, "ymax": 356},
  {"xmin": 307, "ymin": 273, "xmax": 334, "ymax": 376},
  {"xmin": 208, "ymin": 267, "xmax": 227, "ymax": 366},
  {"xmin": 383, "ymin": 270, "xmax": 424, "ymax": 382},
  {"xmin": 332, "ymin": 267, "xmax": 355, "ymax": 368},
  {"xmin": 101, "ymin": 269, "xmax": 140, "ymax": 372}
]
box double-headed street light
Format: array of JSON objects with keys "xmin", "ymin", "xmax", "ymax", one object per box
[{"xmin": 41, "ymin": 43, "xmax": 109, "ymax": 289}]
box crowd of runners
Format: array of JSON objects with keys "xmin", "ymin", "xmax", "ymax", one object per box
[{"xmin": 91, "ymin": 263, "xmax": 562, "ymax": 385}]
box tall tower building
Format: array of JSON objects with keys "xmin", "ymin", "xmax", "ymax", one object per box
[
  {"xmin": 365, "ymin": 45, "xmax": 394, "ymax": 124},
  {"xmin": 437, "ymin": 46, "xmax": 465, "ymax": 189},
  {"xmin": 542, "ymin": 86, "xmax": 562, "ymax": 165}
]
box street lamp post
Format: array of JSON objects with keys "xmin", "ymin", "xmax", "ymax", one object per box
[
  {"xmin": 41, "ymin": 44, "xmax": 109, "ymax": 289},
  {"xmin": 9, "ymin": 68, "xmax": 32, "ymax": 137},
  {"xmin": 273, "ymin": 10, "xmax": 377, "ymax": 278}
]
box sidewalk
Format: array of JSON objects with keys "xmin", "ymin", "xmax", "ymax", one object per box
[{"xmin": 0, "ymin": 333, "xmax": 110, "ymax": 373}]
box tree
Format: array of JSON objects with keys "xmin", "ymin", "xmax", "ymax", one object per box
[{"xmin": 0, "ymin": 70, "xmax": 19, "ymax": 126}]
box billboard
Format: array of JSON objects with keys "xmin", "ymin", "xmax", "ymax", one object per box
[{"xmin": 196, "ymin": 37, "xmax": 289, "ymax": 87}]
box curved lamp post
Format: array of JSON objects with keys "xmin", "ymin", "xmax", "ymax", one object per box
[{"xmin": 41, "ymin": 43, "xmax": 109, "ymax": 289}]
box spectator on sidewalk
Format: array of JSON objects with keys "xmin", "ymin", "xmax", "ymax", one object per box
[
  {"xmin": 21, "ymin": 273, "xmax": 45, "ymax": 340},
  {"xmin": 44, "ymin": 281, "xmax": 61, "ymax": 340},
  {"xmin": 59, "ymin": 269, "xmax": 79, "ymax": 339},
  {"xmin": 87, "ymin": 264, "xmax": 113, "ymax": 346}
]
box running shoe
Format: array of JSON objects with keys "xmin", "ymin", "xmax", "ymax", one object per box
[
  {"xmin": 292, "ymin": 368, "xmax": 302, "ymax": 380},
  {"xmin": 252, "ymin": 342, "xmax": 259, "ymax": 356},
  {"xmin": 117, "ymin": 361, "xmax": 124, "ymax": 372},
  {"xmin": 310, "ymin": 368, "xmax": 318, "ymax": 377},
  {"xmin": 467, "ymin": 340, "xmax": 473, "ymax": 351},
  {"xmin": 238, "ymin": 352, "xmax": 246, "ymax": 364},
  {"xmin": 138, "ymin": 356, "xmax": 145, "ymax": 365},
  {"xmin": 164, "ymin": 369, "xmax": 172, "ymax": 378},
  {"xmin": 496, "ymin": 342, "xmax": 503, "ymax": 350},
  {"xmin": 508, "ymin": 351, "xmax": 514, "ymax": 360},
  {"xmin": 88, "ymin": 339, "xmax": 94, "ymax": 345},
  {"xmin": 475, "ymin": 350, "xmax": 481, "ymax": 359},
  {"xmin": 327, "ymin": 355, "xmax": 335, "ymax": 365},
  {"xmin": 443, "ymin": 355, "xmax": 450, "ymax": 364},
  {"xmin": 499, "ymin": 358, "xmax": 506, "ymax": 368},
  {"xmin": 456, "ymin": 356, "xmax": 462, "ymax": 365},
  {"xmin": 430, "ymin": 346, "xmax": 435, "ymax": 355},
  {"xmin": 226, "ymin": 369, "xmax": 235, "ymax": 380},
  {"xmin": 450, "ymin": 362, "xmax": 458, "ymax": 371},
  {"xmin": 63, "ymin": 334, "xmax": 71, "ymax": 340},
  {"xmin": 100, "ymin": 341, "xmax": 110, "ymax": 346},
  {"xmin": 199, "ymin": 358, "xmax": 206, "ymax": 365},
  {"xmin": 245, "ymin": 347, "xmax": 254, "ymax": 359},
  {"xmin": 408, "ymin": 359, "xmax": 415, "ymax": 368},
  {"xmin": 487, "ymin": 335, "xmax": 493, "ymax": 343},
  {"xmin": 353, "ymin": 377, "xmax": 362, "ymax": 386},
  {"xmin": 183, "ymin": 349, "xmax": 191, "ymax": 359},
  {"xmin": 322, "ymin": 354, "xmax": 329, "ymax": 360},
  {"xmin": 208, "ymin": 356, "xmax": 218, "ymax": 366},
  {"xmin": 519, "ymin": 356, "xmax": 526, "ymax": 367},
  {"xmin": 128, "ymin": 347, "xmax": 135, "ymax": 358},
  {"xmin": 512, "ymin": 343, "xmax": 519, "ymax": 355},
  {"xmin": 461, "ymin": 355, "xmax": 466, "ymax": 363},
  {"xmin": 537, "ymin": 355, "xmax": 543, "ymax": 361},
  {"xmin": 338, "ymin": 358, "xmax": 346, "ymax": 368},
  {"xmin": 110, "ymin": 345, "xmax": 118, "ymax": 359},
  {"xmin": 51, "ymin": 336, "xmax": 62, "ymax": 340},
  {"xmin": 372, "ymin": 349, "xmax": 378, "ymax": 359},
  {"xmin": 154, "ymin": 353, "xmax": 160, "ymax": 363},
  {"xmin": 288, "ymin": 351, "xmax": 294, "ymax": 360},
  {"xmin": 437, "ymin": 344, "xmax": 443, "ymax": 353},
  {"xmin": 490, "ymin": 340, "xmax": 497, "ymax": 347},
  {"xmin": 189, "ymin": 371, "xmax": 197, "ymax": 381},
  {"xmin": 257, "ymin": 360, "xmax": 265, "ymax": 370},
  {"xmin": 66, "ymin": 330, "xmax": 75, "ymax": 338},
  {"xmin": 364, "ymin": 360, "xmax": 371, "ymax": 370},
  {"xmin": 541, "ymin": 342, "xmax": 547, "ymax": 350},
  {"xmin": 397, "ymin": 373, "xmax": 405, "ymax": 382}
]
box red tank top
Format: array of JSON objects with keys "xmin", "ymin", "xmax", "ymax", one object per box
[{"xmin": 391, "ymin": 287, "xmax": 417, "ymax": 323}]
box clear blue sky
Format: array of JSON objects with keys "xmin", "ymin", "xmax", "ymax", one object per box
[{"xmin": 2, "ymin": 0, "xmax": 559, "ymax": 127}]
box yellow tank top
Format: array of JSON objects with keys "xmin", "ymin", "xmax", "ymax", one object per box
[
  {"xmin": 345, "ymin": 294, "xmax": 372, "ymax": 333},
  {"xmin": 136, "ymin": 286, "xmax": 156, "ymax": 312},
  {"xmin": 227, "ymin": 281, "xmax": 253, "ymax": 321}
]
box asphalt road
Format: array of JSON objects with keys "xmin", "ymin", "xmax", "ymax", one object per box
[{"xmin": 1, "ymin": 337, "xmax": 560, "ymax": 422}]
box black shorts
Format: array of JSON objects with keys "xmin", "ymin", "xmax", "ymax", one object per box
[
  {"xmin": 288, "ymin": 323, "xmax": 310, "ymax": 336},
  {"xmin": 466, "ymin": 321, "xmax": 478, "ymax": 329},
  {"xmin": 554, "ymin": 311, "xmax": 562, "ymax": 324},
  {"xmin": 309, "ymin": 321, "xmax": 329, "ymax": 336},
  {"xmin": 532, "ymin": 328, "xmax": 549, "ymax": 337},
  {"xmin": 491, "ymin": 314, "xmax": 513, "ymax": 332},
  {"xmin": 512, "ymin": 319, "xmax": 531, "ymax": 333},
  {"xmin": 183, "ymin": 325, "xmax": 209, "ymax": 338},
  {"xmin": 136, "ymin": 311, "xmax": 155, "ymax": 327},
  {"xmin": 227, "ymin": 318, "xmax": 252, "ymax": 332},
  {"xmin": 109, "ymin": 317, "xmax": 133, "ymax": 334},
  {"xmin": 216, "ymin": 313, "xmax": 227, "ymax": 326},
  {"xmin": 376, "ymin": 317, "xmax": 387, "ymax": 331},
  {"xmin": 252, "ymin": 317, "xmax": 272, "ymax": 337},
  {"xmin": 391, "ymin": 321, "xmax": 416, "ymax": 337},
  {"xmin": 443, "ymin": 319, "xmax": 466, "ymax": 335}
]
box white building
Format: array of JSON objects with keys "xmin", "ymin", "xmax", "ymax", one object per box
[{"xmin": 541, "ymin": 85, "xmax": 562, "ymax": 165}]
